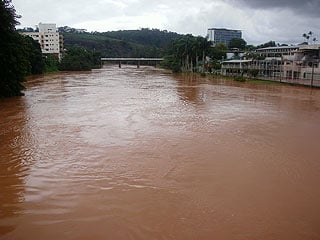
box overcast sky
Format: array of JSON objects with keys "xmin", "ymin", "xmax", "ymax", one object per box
[{"xmin": 12, "ymin": 0, "xmax": 320, "ymax": 45}]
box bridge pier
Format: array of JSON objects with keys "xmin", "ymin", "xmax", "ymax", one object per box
[{"xmin": 101, "ymin": 58, "xmax": 164, "ymax": 68}]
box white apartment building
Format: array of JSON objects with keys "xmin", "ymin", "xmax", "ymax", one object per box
[{"xmin": 22, "ymin": 23, "xmax": 63, "ymax": 60}]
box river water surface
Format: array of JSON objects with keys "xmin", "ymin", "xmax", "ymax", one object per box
[{"xmin": 1, "ymin": 65, "xmax": 320, "ymax": 240}]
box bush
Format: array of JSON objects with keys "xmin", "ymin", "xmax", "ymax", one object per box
[
  {"xmin": 249, "ymin": 69, "xmax": 259, "ymax": 78},
  {"xmin": 234, "ymin": 76, "xmax": 246, "ymax": 82},
  {"xmin": 44, "ymin": 55, "xmax": 59, "ymax": 72},
  {"xmin": 59, "ymin": 46, "xmax": 101, "ymax": 71}
]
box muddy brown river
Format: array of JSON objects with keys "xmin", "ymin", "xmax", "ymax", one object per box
[{"xmin": 1, "ymin": 65, "xmax": 320, "ymax": 239}]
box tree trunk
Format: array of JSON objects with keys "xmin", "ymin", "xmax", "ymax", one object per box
[
  {"xmin": 191, "ymin": 58, "xmax": 193, "ymax": 73},
  {"xmin": 186, "ymin": 55, "xmax": 190, "ymax": 71},
  {"xmin": 196, "ymin": 55, "xmax": 199, "ymax": 72},
  {"xmin": 202, "ymin": 50, "xmax": 205, "ymax": 73}
]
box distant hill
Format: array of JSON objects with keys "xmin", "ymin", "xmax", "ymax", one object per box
[{"xmin": 61, "ymin": 28, "xmax": 182, "ymax": 58}]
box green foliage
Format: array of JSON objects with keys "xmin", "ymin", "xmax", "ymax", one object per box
[
  {"xmin": 62, "ymin": 29, "xmax": 181, "ymax": 58},
  {"xmin": 209, "ymin": 60, "xmax": 222, "ymax": 70},
  {"xmin": 0, "ymin": 32, "xmax": 30, "ymax": 97},
  {"xmin": 257, "ymin": 41, "xmax": 276, "ymax": 49},
  {"xmin": 59, "ymin": 46, "xmax": 101, "ymax": 71},
  {"xmin": 23, "ymin": 36, "xmax": 44, "ymax": 75},
  {"xmin": 245, "ymin": 44, "xmax": 256, "ymax": 51},
  {"xmin": 245, "ymin": 52, "xmax": 265, "ymax": 60},
  {"xmin": 228, "ymin": 38, "xmax": 247, "ymax": 50},
  {"xmin": 99, "ymin": 28, "xmax": 181, "ymax": 49},
  {"xmin": 0, "ymin": 0, "xmax": 48, "ymax": 97},
  {"xmin": 161, "ymin": 55, "xmax": 181, "ymax": 73},
  {"xmin": 234, "ymin": 76, "xmax": 247, "ymax": 82},
  {"xmin": 0, "ymin": 0, "xmax": 28, "ymax": 97},
  {"xmin": 249, "ymin": 69, "xmax": 259, "ymax": 77},
  {"xmin": 44, "ymin": 55, "xmax": 59, "ymax": 72},
  {"xmin": 208, "ymin": 43, "xmax": 227, "ymax": 61},
  {"xmin": 162, "ymin": 35, "xmax": 211, "ymax": 73},
  {"xmin": 0, "ymin": 0, "xmax": 19, "ymax": 33},
  {"xmin": 302, "ymin": 31, "xmax": 317, "ymax": 44}
]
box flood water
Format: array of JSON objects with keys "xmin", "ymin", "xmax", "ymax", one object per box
[{"xmin": 1, "ymin": 65, "xmax": 320, "ymax": 240}]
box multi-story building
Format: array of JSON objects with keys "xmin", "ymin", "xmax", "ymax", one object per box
[
  {"xmin": 21, "ymin": 23, "xmax": 63, "ymax": 60},
  {"xmin": 207, "ymin": 28, "xmax": 242, "ymax": 46},
  {"xmin": 282, "ymin": 44, "xmax": 320, "ymax": 82},
  {"xmin": 255, "ymin": 45, "xmax": 299, "ymax": 62},
  {"xmin": 221, "ymin": 44, "xmax": 320, "ymax": 87}
]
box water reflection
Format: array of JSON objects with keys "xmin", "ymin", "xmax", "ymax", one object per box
[{"xmin": 175, "ymin": 74, "xmax": 205, "ymax": 105}]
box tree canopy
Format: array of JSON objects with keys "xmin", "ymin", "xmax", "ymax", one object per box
[
  {"xmin": 0, "ymin": 0, "xmax": 49, "ymax": 97},
  {"xmin": 256, "ymin": 41, "xmax": 276, "ymax": 49},
  {"xmin": 228, "ymin": 38, "xmax": 247, "ymax": 50},
  {"xmin": 0, "ymin": 0, "xmax": 26, "ymax": 97},
  {"xmin": 162, "ymin": 35, "xmax": 211, "ymax": 73},
  {"xmin": 62, "ymin": 29, "xmax": 182, "ymax": 58},
  {"xmin": 59, "ymin": 46, "xmax": 101, "ymax": 71}
]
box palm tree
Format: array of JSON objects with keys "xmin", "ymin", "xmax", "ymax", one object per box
[
  {"xmin": 302, "ymin": 33, "xmax": 310, "ymax": 44},
  {"xmin": 199, "ymin": 37, "xmax": 211, "ymax": 73},
  {"xmin": 303, "ymin": 31, "xmax": 317, "ymax": 45},
  {"xmin": 312, "ymin": 37, "xmax": 318, "ymax": 44},
  {"xmin": 167, "ymin": 35, "xmax": 211, "ymax": 73}
]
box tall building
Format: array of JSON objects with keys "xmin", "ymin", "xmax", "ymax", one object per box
[
  {"xmin": 207, "ymin": 28, "xmax": 242, "ymax": 46},
  {"xmin": 22, "ymin": 23, "xmax": 63, "ymax": 60}
]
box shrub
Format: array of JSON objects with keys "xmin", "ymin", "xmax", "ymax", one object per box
[{"xmin": 234, "ymin": 76, "xmax": 246, "ymax": 82}]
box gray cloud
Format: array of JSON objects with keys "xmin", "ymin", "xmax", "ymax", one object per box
[
  {"xmin": 229, "ymin": 0, "xmax": 320, "ymax": 17},
  {"xmin": 12, "ymin": 0, "xmax": 320, "ymax": 45}
]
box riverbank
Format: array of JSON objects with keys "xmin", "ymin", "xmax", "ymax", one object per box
[{"xmin": 194, "ymin": 72, "xmax": 320, "ymax": 88}]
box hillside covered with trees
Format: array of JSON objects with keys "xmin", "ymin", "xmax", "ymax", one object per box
[{"xmin": 61, "ymin": 28, "xmax": 182, "ymax": 58}]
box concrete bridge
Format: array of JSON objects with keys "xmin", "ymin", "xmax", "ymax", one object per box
[{"xmin": 101, "ymin": 58, "xmax": 164, "ymax": 68}]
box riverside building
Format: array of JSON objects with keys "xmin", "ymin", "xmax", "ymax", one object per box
[
  {"xmin": 21, "ymin": 23, "xmax": 63, "ymax": 60},
  {"xmin": 221, "ymin": 44, "xmax": 320, "ymax": 87}
]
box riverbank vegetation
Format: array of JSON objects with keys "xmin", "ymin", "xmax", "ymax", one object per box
[
  {"xmin": 59, "ymin": 46, "xmax": 101, "ymax": 71},
  {"xmin": 161, "ymin": 35, "xmax": 232, "ymax": 73},
  {"xmin": 205, "ymin": 72, "xmax": 284, "ymax": 86},
  {"xmin": 161, "ymin": 35, "xmax": 212, "ymax": 73},
  {"xmin": 0, "ymin": 0, "xmax": 45, "ymax": 97},
  {"xmin": 0, "ymin": 0, "xmax": 102, "ymax": 97}
]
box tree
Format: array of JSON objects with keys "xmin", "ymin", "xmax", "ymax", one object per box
[
  {"xmin": 0, "ymin": 0, "xmax": 19, "ymax": 33},
  {"xmin": 228, "ymin": 38, "xmax": 247, "ymax": 50},
  {"xmin": 24, "ymin": 35, "xmax": 44, "ymax": 74},
  {"xmin": 163, "ymin": 35, "xmax": 211, "ymax": 72},
  {"xmin": 59, "ymin": 46, "xmax": 101, "ymax": 71},
  {"xmin": 257, "ymin": 41, "xmax": 276, "ymax": 49},
  {"xmin": 208, "ymin": 43, "xmax": 227, "ymax": 61},
  {"xmin": 302, "ymin": 33, "xmax": 309, "ymax": 42},
  {"xmin": 161, "ymin": 35, "xmax": 211, "ymax": 73},
  {"xmin": 303, "ymin": 31, "xmax": 317, "ymax": 45},
  {"xmin": 0, "ymin": 0, "xmax": 30, "ymax": 97},
  {"xmin": 197, "ymin": 36, "xmax": 212, "ymax": 73},
  {"xmin": 44, "ymin": 55, "xmax": 59, "ymax": 72}
]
